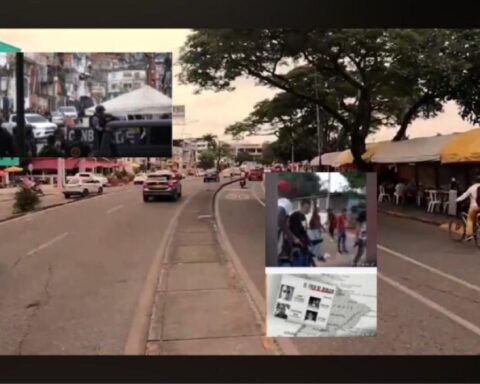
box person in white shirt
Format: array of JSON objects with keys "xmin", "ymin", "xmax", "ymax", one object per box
[{"xmin": 456, "ymin": 176, "xmax": 480, "ymax": 241}]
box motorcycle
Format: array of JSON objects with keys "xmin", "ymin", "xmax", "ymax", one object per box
[{"xmin": 239, "ymin": 178, "xmax": 246, "ymax": 188}]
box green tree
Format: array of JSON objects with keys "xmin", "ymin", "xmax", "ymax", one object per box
[
  {"xmin": 179, "ymin": 29, "xmax": 480, "ymax": 169},
  {"xmin": 260, "ymin": 142, "xmax": 277, "ymax": 164},
  {"xmin": 342, "ymin": 172, "xmax": 366, "ymax": 190},
  {"xmin": 198, "ymin": 150, "xmax": 215, "ymax": 170},
  {"xmin": 235, "ymin": 151, "xmax": 253, "ymax": 165}
]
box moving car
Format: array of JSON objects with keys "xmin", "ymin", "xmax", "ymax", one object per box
[
  {"xmin": 63, "ymin": 177, "xmax": 103, "ymax": 198},
  {"xmin": 143, "ymin": 170, "xmax": 182, "ymax": 202},
  {"xmin": 58, "ymin": 106, "xmax": 78, "ymax": 121},
  {"xmin": 50, "ymin": 111, "xmax": 65, "ymax": 126},
  {"xmin": 204, "ymin": 169, "xmax": 219, "ymax": 183},
  {"xmin": 1, "ymin": 114, "xmax": 57, "ymax": 140},
  {"xmin": 133, "ymin": 173, "xmax": 148, "ymax": 185},
  {"xmin": 248, "ymin": 167, "xmax": 264, "ymax": 181},
  {"xmin": 230, "ymin": 167, "xmax": 242, "ymax": 177},
  {"xmin": 75, "ymin": 172, "xmax": 109, "ymax": 187}
]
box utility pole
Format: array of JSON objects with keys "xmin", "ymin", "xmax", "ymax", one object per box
[
  {"xmin": 15, "ymin": 52, "xmax": 26, "ymax": 157},
  {"xmin": 314, "ymin": 69, "xmax": 322, "ymax": 168}
]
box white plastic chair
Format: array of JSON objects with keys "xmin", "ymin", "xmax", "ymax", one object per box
[
  {"xmin": 393, "ymin": 190, "xmax": 403, "ymax": 205},
  {"xmin": 427, "ymin": 190, "xmax": 441, "ymax": 213},
  {"xmin": 378, "ymin": 185, "xmax": 390, "ymax": 203}
]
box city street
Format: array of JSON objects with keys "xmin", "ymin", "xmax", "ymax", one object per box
[
  {"xmin": 217, "ymin": 181, "xmax": 480, "ymax": 354},
  {"xmin": 0, "ymin": 178, "xmax": 200, "ymax": 354}
]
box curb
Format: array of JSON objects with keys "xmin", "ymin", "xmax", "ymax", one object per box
[
  {"xmin": 213, "ymin": 181, "xmax": 300, "ymax": 355},
  {"xmin": 378, "ymin": 208, "xmax": 448, "ymax": 227}
]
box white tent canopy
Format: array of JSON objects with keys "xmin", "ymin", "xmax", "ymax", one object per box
[
  {"xmin": 310, "ymin": 151, "xmax": 343, "ymax": 167},
  {"xmin": 371, "ymin": 134, "xmax": 457, "ymax": 163},
  {"xmin": 86, "ymin": 85, "xmax": 172, "ymax": 116}
]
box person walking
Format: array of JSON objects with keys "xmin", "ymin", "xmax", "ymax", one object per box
[
  {"xmin": 308, "ymin": 201, "xmax": 326, "ymax": 263},
  {"xmin": 353, "ymin": 210, "xmax": 367, "ymax": 266},
  {"xmin": 336, "ymin": 208, "xmax": 348, "ymax": 253},
  {"xmin": 277, "ymin": 180, "xmax": 296, "ymax": 266},
  {"xmin": 327, "ymin": 208, "xmax": 336, "ymax": 240}
]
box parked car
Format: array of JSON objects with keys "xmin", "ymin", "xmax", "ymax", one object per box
[
  {"xmin": 1, "ymin": 114, "xmax": 57, "ymax": 140},
  {"xmin": 143, "ymin": 170, "xmax": 182, "ymax": 202},
  {"xmin": 75, "ymin": 172, "xmax": 109, "ymax": 187},
  {"xmin": 50, "ymin": 111, "xmax": 65, "ymax": 126},
  {"xmin": 196, "ymin": 169, "xmax": 206, "ymax": 177},
  {"xmin": 248, "ymin": 167, "xmax": 264, "ymax": 181},
  {"xmin": 204, "ymin": 169, "xmax": 219, "ymax": 183},
  {"xmin": 58, "ymin": 106, "xmax": 78, "ymax": 121},
  {"xmin": 133, "ymin": 173, "xmax": 148, "ymax": 185},
  {"xmin": 63, "ymin": 177, "xmax": 103, "ymax": 198}
]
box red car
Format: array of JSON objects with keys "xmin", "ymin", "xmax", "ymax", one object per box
[{"xmin": 248, "ymin": 168, "xmax": 264, "ymax": 181}]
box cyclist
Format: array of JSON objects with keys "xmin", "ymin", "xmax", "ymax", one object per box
[{"xmin": 456, "ymin": 175, "xmax": 480, "ymax": 241}]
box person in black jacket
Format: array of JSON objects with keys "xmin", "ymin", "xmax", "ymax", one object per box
[
  {"xmin": 289, "ymin": 199, "xmax": 313, "ymax": 267},
  {"xmin": 0, "ymin": 126, "xmax": 16, "ymax": 156},
  {"xmin": 39, "ymin": 135, "xmax": 64, "ymax": 157},
  {"xmin": 65, "ymin": 129, "xmax": 92, "ymax": 158}
]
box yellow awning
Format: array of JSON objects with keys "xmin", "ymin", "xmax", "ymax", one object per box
[
  {"xmin": 440, "ymin": 128, "xmax": 480, "ymax": 163},
  {"xmin": 4, "ymin": 166, "xmax": 23, "ymax": 173},
  {"xmin": 335, "ymin": 142, "xmax": 385, "ymax": 166}
]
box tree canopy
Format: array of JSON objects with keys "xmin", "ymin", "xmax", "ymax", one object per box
[{"xmin": 179, "ymin": 29, "xmax": 480, "ymax": 170}]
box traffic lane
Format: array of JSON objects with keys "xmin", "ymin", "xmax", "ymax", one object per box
[
  {"xmin": 292, "ymin": 276, "xmax": 480, "ymax": 355},
  {"xmin": 217, "ymin": 186, "xmax": 480, "ymax": 354},
  {"xmin": 217, "ymin": 183, "xmax": 265, "ymax": 296},
  {"xmin": 0, "ymin": 187, "xmax": 137, "ymax": 266},
  {"xmin": 0, "ymin": 181, "xmax": 203, "ymax": 354},
  {"xmin": 378, "ymin": 213, "xmax": 480, "ymax": 287},
  {"xmin": 379, "ymin": 242, "xmax": 480, "ymax": 331}
]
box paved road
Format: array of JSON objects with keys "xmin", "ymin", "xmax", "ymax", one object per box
[
  {"xmin": 217, "ymin": 181, "xmax": 480, "ymax": 354},
  {"xmin": 0, "ymin": 178, "xmax": 203, "ymax": 354}
]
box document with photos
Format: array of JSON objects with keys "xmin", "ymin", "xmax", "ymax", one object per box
[
  {"xmin": 273, "ymin": 275, "xmax": 336, "ymax": 329},
  {"xmin": 268, "ymin": 273, "xmax": 377, "ymax": 337}
]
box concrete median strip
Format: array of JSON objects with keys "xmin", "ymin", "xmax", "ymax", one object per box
[
  {"xmin": 214, "ymin": 186, "xmax": 299, "ymax": 355},
  {"xmin": 124, "ymin": 191, "xmax": 198, "ymax": 355}
]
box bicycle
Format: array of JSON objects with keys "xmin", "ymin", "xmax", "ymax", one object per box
[{"xmin": 448, "ymin": 209, "xmax": 480, "ymax": 248}]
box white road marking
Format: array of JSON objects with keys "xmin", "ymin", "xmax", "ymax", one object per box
[
  {"xmin": 250, "ymin": 185, "xmax": 266, "ymax": 207},
  {"xmin": 27, "ymin": 232, "xmax": 68, "ymax": 256},
  {"xmin": 107, "ymin": 204, "xmax": 124, "ymax": 215},
  {"xmin": 379, "ymin": 272, "xmax": 480, "ymax": 338},
  {"xmin": 378, "ymin": 244, "xmax": 480, "ymax": 294}
]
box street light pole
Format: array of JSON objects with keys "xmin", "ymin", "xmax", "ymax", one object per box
[
  {"xmin": 15, "ymin": 52, "xmax": 26, "ymax": 157},
  {"xmin": 314, "ymin": 69, "xmax": 322, "ymax": 168}
]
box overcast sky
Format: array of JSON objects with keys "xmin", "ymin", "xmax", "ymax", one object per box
[
  {"xmin": 1, "ymin": 29, "xmax": 478, "ymax": 145},
  {"xmin": 317, "ymin": 172, "xmax": 347, "ymax": 192}
]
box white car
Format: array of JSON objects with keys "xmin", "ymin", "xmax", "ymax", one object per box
[
  {"xmin": 75, "ymin": 172, "xmax": 109, "ymax": 187},
  {"xmin": 1, "ymin": 114, "xmax": 57, "ymax": 140},
  {"xmin": 63, "ymin": 177, "xmax": 103, "ymax": 198},
  {"xmin": 133, "ymin": 173, "xmax": 148, "ymax": 185},
  {"xmin": 196, "ymin": 170, "xmax": 206, "ymax": 177},
  {"xmin": 58, "ymin": 106, "xmax": 78, "ymax": 120}
]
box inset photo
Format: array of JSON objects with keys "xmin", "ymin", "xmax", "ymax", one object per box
[
  {"xmin": 267, "ymin": 172, "xmax": 376, "ymax": 267},
  {"xmin": 267, "ymin": 271, "xmax": 377, "ymax": 338},
  {"xmin": 278, "ymin": 284, "xmax": 294, "ymax": 301},
  {"xmin": 0, "ymin": 53, "xmax": 172, "ymax": 158}
]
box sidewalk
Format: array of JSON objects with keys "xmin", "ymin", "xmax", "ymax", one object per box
[
  {"xmin": 378, "ymin": 201, "xmax": 449, "ymax": 226},
  {"xmin": 145, "ymin": 189, "xmax": 272, "ymax": 355},
  {"xmin": 0, "ymin": 185, "xmax": 60, "ymax": 202}
]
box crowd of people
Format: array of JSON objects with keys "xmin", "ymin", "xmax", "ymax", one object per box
[
  {"xmin": 0, "ymin": 105, "xmax": 119, "ymax": 158},
  {"xmin": 277, "ymin": 180, "xmax": 367, "ymax": 267}
]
